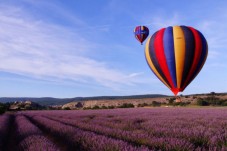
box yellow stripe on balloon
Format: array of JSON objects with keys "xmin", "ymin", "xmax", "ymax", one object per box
[
  {"xmin": 173, "ymin": 26, "xmax": 186, "ymax": 88},
  {"xmin": 141, "ymin": 26, "xmax": 144, "ymax": 30},
  {"xmin": 145, "ymin": 37, "xmax": 171, "ymax": 89}
]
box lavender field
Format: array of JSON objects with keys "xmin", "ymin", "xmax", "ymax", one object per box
[{"xmin": 0, "ymin": 108, "xmax": 227, "ymax": 151}]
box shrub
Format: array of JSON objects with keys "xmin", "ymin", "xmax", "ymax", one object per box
[
  {"xmin": 0, "ymin": 103, "xmax": 7, "ymax": 114},
  {"xmin": 197, "ymin": 99, "xmax": 209, "ymax": 106},
  {"xmin": 108, "ymin": 105, "xmax": 115, "ymax": 109},
  {"xmin": 197, "ymin": 97, "xmax": 227, "ymax": 106},
  {"xmin": 92, "ymin": 105, "xmax": 100, "ymax": 109},
  {"xmin": 63, "ymin": 107, "xmax": 71, "ymax": 110},
  {"xmin": 151, "ymin": 101, "xmax": 161, "ymax": 107},
  {"xmin": 118, "ymin": 103, "xmax": 134, "ymax": 108},
  {"xmin": 0, "ymin": 106, "xmax": 5, "ymax": 114},
  {"xmin": 83, "ymin": 107, "xmax": 91, "ymax": 110},
  {"xmin": 223, "ymin": 101, "xmax": 227, "ymax": 106},
  {"xmin": 168, "ymin": 98, "xmax": 175, "ymax": 105},
  {"xmin": 173, "ymin": 101, "xmax": 191, "ymax": 106},
  {"xmin": 101, "ymin": 106, "xmax": 108, "ymax": 109},
  {"xmin": 138, "ymin": 103, "xmax": 148, "ymax": 107}
]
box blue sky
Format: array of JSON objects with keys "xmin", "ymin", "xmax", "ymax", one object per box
[{"xmin": 0, "ymin": 0, "xmax": 226, "ymax": 98}]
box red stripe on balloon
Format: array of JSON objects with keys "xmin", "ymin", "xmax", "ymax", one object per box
[
  {"xmin": 141, "ymin": 26, "xmax": 144, "ymax": 40},
  {"xmin": 181, "ymin": 27, "xmax": 202, "ymax": 90},
  {"xmin": 154, "ymin": 28, "xmax": 175, "ymax": 90},
  {"xmin": 135, "ymin": 27, "xmax": 139, "ymax": 41}
]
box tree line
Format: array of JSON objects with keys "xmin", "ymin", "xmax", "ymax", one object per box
[
  {"xmin": 196, "ymin": 97, "xmax": 227, "ymax": 106},
  {"xmin": 0, "ymin": 103, "xmax": 10, "ymax": 114}
]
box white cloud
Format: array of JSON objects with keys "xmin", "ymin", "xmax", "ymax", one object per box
[
  {"xmin": 20, "ymin": 0, "xmax": 87, "ymax": 26},
  {"xmin": 128, "ymin": 72, "xmax": 144, "ymax": 78},
  {"xmin": 0, "ymin": 4, "xmax": 147, "ymax": 91}
]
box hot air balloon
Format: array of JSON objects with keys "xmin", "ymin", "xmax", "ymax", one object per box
[
  {"xmin": 145, "ymin": 25, "xmax": 208, "ymax": 95},
  {"xmin": 134, "ymin": 26, "xmax": 149, "ymax": 45}
]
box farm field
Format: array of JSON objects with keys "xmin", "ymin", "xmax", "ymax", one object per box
[{"xmin": 0, "ymin": 108, "xmax": 227, "ymax": 151}]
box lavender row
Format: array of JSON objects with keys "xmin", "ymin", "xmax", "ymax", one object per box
[
  {"xmin": 24, "ymin": 108, "xmax": 227, "ymax": 150},
  {"xmin": 26, "ymin": 114, "xmax": 150, "ymax": 151},
  {"xmin": 0, "ymin": 114, "xmax": 11, "ymax": 150},
  {"xmin": 42, "ymin": 108, "xmax": 227, "ymax": 149},
  {"xmin": 15, "ymin": 115, "xmax": 59, "ymax": 151},
  {"xmin": 44, "ymin": 114, "xmax": 195, "ymax": 150}
]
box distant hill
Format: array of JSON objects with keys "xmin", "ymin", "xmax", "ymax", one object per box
[{"xmin": 0, "ymin": 94, "xmax": 167, "ymax": 106}]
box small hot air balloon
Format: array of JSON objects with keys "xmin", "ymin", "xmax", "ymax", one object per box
[
  {"xmin": 134, "ymin": 26, "xmax": 149, "ymax": 45},
  {"xmin": 145, "ymin": 25, "xmax": 208, "ymax": 95}
]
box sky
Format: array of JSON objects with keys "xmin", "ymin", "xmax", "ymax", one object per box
[{"xmin": 0, "ymin": 0, "xmax": 227, "ymax": 98}]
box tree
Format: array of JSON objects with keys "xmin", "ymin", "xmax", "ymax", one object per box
[
  {"xmin": 92, "ymin": 105, "xmax": 100, "ymax": 109},
  {"xmin": 197, "ymin": 99, "xmax": 209, "ymax": 106},
  {"xmin": 0, "ymin": 106, "xmax": 5, "ymax": 114},
  {"xmin": 63, "ymin": 107, "xmax": 71, "ymax": 110},
  {"xmin": 168, "ymin": 98, "xmax": 175, "ymax": 105},
  {"xmin": 152, "ymin": 101, "xmax": 161, "ymax": 107},
  {"xmin": 108, "ymin": 105, "xmax": 115, "ymax": 109},
  {"xmin": 0, "ymin": 103, "xmax": 8, "ymax": 114},
  {"xmin": 101, "ymin": 106, "xmax": 108, "ymax": 109},
  {"xmin": 119, "ymin": 103, "xmax": 134, "ymax": 108},
  {"xmin": 138, "ymin": 103, "xmax": 148, "ymax": 107},
  {"xmin": 210, "ymin": 92, "xmax": 216, "ymax": 96},
  {"xmin": 210, "ymin": 92, "xmax": 216, "ymax": 103},
  {"xmin": 173, "ymin": 102, "xmax": 191, "ymax": 106},
  {"xmin": 223, "ymin": 101, "xmax": 227, "ymax": 106}
]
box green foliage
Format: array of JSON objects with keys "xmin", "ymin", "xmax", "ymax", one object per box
[
  {"xmin": 210, "ymin": 92, "xmax": 216, "ymax": 96},
  {"xmin": 0, "ymin": 106, "xmax": 5, "ymax": 114},
  {"xmin": 24, "ymin": 105, "xmax": 32, "ymax": 110},
  {"xmin": 196, "ymin": 97, "xmax": 227, "ymax": 106},
  {"xmin": 223, "ymin": 101, "xmax": 227, "ymax": 106},
  {"xmin": 92, "ymin": 105, "xmax": 100, "ymax": 109},
  {"xmin": 0, "ymin": 103, "xmax": 9, "ymax": 114},
  {"xmin": 185, "ymin": 102, "xmax": 190, "ymax": 106},
  {"xmin": 64, "ymin": 107, "xmax": 71, "ymax": 110},
  {"xmin": 83, "ymin": 107, "xmax": 91, "ymax": 110},
  {"xmin": 107, "ymin": 105, "xmax": 115, "ymax": 109},
  {"xmin": 168, "ymin": 98, "xmax": 175, "ymax": 105},
  {"xmin": 118, "ymin": 103, "xmax": 134, "ymax": 108},
  {"xmin": 151, "ymin": 101, "xmax": 161, "ymax": 107},
  {"xmin": 138, "ymin": 103, "xmax": 149, "ymax": 107},
  {"xmin": 192, "ymin": 96, "xmax": 197, "ymax": 99},
  {"xmin": 101, "ymin": 106, "xmax": 108, "ymax": 109},
  {"xmin": 197, "ymin": 99, "xmax": 209, "ymax": 106},
  {"xmin": 173, "ymin": 102, "xmax": 191, "ymax": 106},
  {"xmin": 84, "ymin": 105, "xmax": 115, "ymax": 110}
]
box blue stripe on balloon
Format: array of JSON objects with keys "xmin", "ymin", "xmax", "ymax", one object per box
[
  {"xmin": 163, "ymin": 26, "xmax": 177, "ymax": 88},
  {"xmin": 149, "ymin": 31, "xmax": 171, "ymax": 88},
  {"xmin": 180, "ymin": 26, "xmax": 195, "ymax": 88}
]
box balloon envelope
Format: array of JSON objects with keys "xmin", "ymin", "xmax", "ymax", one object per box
[
  {"xmin": 145, "ymin": 25, "xmax": 208, "ymax": 95},
  {"xmin": 134, "ymin": 26, "xmax": 149, "ymax": 44}
]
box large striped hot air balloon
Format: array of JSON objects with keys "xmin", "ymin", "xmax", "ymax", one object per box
[
  {"xmin": 134, "ymin": 26, "xmax": 149, "ymax": 45},
  {"xmin": 145, "ymin": 25, "xmax": 208, "ymax": 95}
]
